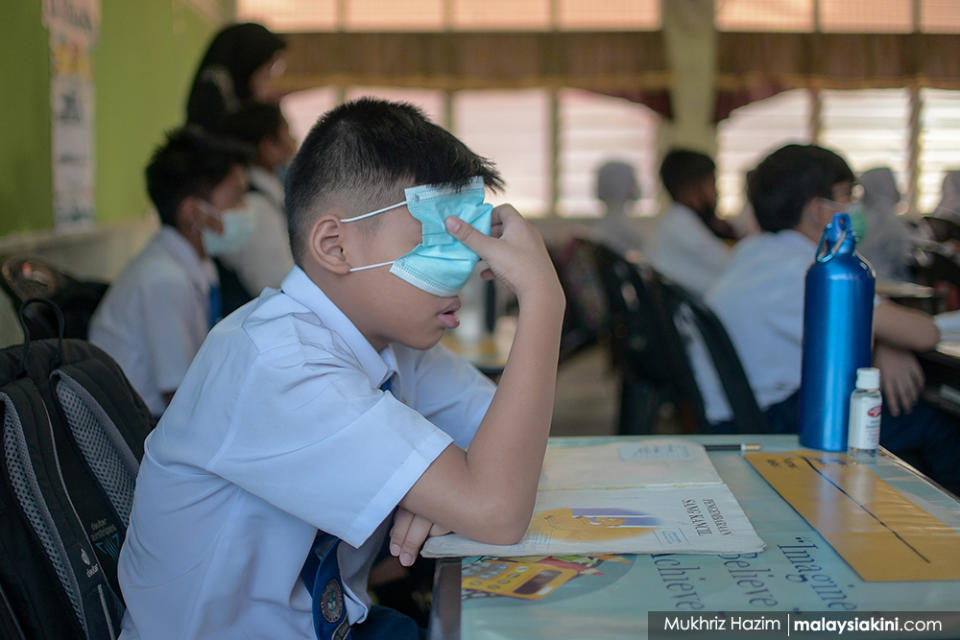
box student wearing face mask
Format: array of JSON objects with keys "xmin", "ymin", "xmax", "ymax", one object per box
[
  {"xmin": 648, "ymin": 149, "xmax": 736, "ymax": 296},
  {"xmin": 116, "ymin": 99, "xmax": 564, "ymax": 640},
  {"xmin": 213, "ymin": 102, "xmax": 298, "ymax": 313},
  {"xmin": 89, "ymin": 128, "xmax": 250, "ymax": 417}
]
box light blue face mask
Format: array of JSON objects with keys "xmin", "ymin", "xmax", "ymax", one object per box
[
  {"xmin": 343, "ymin": 176, "xmax": 493, "ymax": 296},
  {"xmin": 198, "ymin": 202, "xmax": 257, "ymax": 256}
]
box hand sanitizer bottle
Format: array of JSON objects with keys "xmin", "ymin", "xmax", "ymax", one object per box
[{"xmin": 848, "ymin": 367, "xmax": 882, "ymax": 459}]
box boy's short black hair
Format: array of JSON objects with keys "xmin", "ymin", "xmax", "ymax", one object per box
[
  {"xmin": 659, "ymin": 149, "xmax": 716, "ymax": 201},
  {"xmin": 285, "ymin": 98, "xmax": 503, "ymax": 265},
  {"xmin": 146, "ymin": 127, "xmax": 250, "ymax": 227},
  {"xmin": 808, "ymin": 145, "xmax": 856, "ymax": 187},
  {"xmin": 221, "ymin": 101, "xmax": 286, "ymax": 147},
  {"xmin": 748, "ymin": 144, "xmax": 852, "ymax": 233}
]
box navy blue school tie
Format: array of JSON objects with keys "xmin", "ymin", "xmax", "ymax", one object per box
[
  {"xmin": 208, "ymin": 284, "xmax": 222, "ymax": 329},
  {"xmin": 301, "ymin": 533, "xmax": 351, "ymax": 640},
  {"xmin": 301, "ymin": 377, "xmax": 394, "ymax": 639}
]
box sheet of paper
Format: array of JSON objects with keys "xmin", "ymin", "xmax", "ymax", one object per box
[
  {"xmin": 540, "ymin": 440, "xmax": 721, "ymax": 491},
  {"xmin": 423, "ymin": 438, "xmax": 764, "ymax": 557}
]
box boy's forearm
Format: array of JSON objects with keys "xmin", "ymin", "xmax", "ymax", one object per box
[
  {"xmin": 462, "ymin": 287, "xmax": 564, "ymax": 540},
  {"xmin": 874, "ymin": 301, "xmax": 940, "ymax": 352}
]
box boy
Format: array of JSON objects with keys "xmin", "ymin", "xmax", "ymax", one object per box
[
  {"xmin": 649, "ymin": 149, "xmax": 735, "ymax": 296},
  {"xmin": 217, "ymin": 102, "xmax": 297, "ymax": 308},
  {"xmin": 117, "ymin": 99, "xmax": 564, "ymax": 639},
  {"xmin": 89, "ymin": 127, "xmax": 249, "ymax": 417},
  {"xmin": 700, "ymin": 143, "xmax": 959, "ymax": 491}
]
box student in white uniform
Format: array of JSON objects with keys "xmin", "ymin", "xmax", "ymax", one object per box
[
  {"xmin": 649, "ymin": 149, "xmax": 736, "ymax": 296},
  {"xmin": 88, "ymin": 128, "xmax": 249, "ymax": 417},
  {"xmin": 116, "ymin": 99, "xmax": 565, "ymax": 640},
  {"xmin": 700, "ymin": 143, "xmax": 959, "ymax": 493},
  {"xmin": 217, "ymin": 102, "xmax": 296, "ymax": 309}
]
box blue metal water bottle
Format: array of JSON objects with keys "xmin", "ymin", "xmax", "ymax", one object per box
[{"xmin": 799, "ymin": 213, "xmax": 875, "ymax": 451}]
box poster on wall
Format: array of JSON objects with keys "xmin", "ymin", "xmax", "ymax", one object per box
[{"xmin": 43, "ymin": 0, "xmax": 100, "ymax": 230}]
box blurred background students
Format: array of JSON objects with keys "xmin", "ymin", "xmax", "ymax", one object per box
[
  {"xmin": 89, "ymin": 128, "xmax": 250, "ymax": 417},
  {"xmin": 649, "ymin": 148, "xmax": 735, "ymax": 296},
  {"xmin": 216, "ymin": 102, "xmax": 297, "ymax": 312},
  {"xmin": 186, "ymin": 22, "xmax": 287, "ymax": 133},
  {"xmin": 933, "ymin": 170, "xmax": 960, "ymax": 222},
  {"xmin": 591, "ymin": 160, "xmax": 645, "ymax": 258},
  {"xmin": 701, "ymin": 143, "xmax": 959, "ymax": 493},
  {"xmin": 856, "ymin": 167, "xmax": 913, "ymax": 281}
]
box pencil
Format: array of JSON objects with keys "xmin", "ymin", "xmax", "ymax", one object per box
[{"xmin": 704, "ymin": 443, "xmax": 762, "ymax": 452}]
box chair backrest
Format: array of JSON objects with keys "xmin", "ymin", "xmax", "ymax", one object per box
[
  {"xmin": 591, "ymin": 243, "xmax": 708, "ymax": 432},
  {"xmin": 550, "ymin": 236, "xmax": 609, "ymax": 363},
  {"xmin": 659, "ymin": 280, "xmax": 769, "ymax": 433}
]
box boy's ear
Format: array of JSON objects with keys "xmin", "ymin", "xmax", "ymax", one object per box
[{"xmin": 308, "ymin": 214, "xmax": 351, "ymax": 275}]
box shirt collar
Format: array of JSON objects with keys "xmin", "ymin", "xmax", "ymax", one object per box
[
  {"xmin": 279, "ymin": 266, "xmax": 395, "ymax": 389},
  {"xmin": 158, "ymin": 226, "xmax": 217, "ymax": 288},
  {"xmin": 773, "ymin": 229, "xmax": 818, "ymax": 253},
  {"xmin": 248, "ymin": 166, "xmax": 284, "ymax": 207}
]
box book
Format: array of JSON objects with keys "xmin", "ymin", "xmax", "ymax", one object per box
[{"xmin": 421, "ymin": 438, "xmax": 765, "ymax": 558}]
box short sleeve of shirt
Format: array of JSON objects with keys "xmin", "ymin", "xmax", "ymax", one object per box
[
  {"xmin": 208, "ymin": 342, "xmax": 454, "ymax": 548},
  {"xmin": 406, "ymin": 344, "xmax": 495, "ymax": 450},
  {"xmin": 141, "ymin": 273, "xmax": 203, "ymax": 394}
]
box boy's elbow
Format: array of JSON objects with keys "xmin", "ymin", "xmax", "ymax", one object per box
[{"xmin": 468, "ymin": 496, "xmax": 533, "ymax": 545}]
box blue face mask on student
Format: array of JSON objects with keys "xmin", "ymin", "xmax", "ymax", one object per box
[{"xmin": 343, "ymin": 177, "xmax": 493, "ymax": 296}]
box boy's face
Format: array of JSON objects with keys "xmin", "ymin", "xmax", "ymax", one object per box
[
  {"xmin": 179, "ymin": 165, "xmax": 248, "ymax": 237},
  {"xmin": 340, "ymin": 194, "xmax": 463, "ymax": 352}
]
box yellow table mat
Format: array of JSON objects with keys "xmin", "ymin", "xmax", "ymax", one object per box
[{"xmin": 746, "ymin": 450, "xmax": 960, "ymax": 581}]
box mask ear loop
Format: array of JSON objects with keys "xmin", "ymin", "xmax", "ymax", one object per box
[{"xmin": 341, "ymin": 201, "xmax": 406, "ymax": 223}]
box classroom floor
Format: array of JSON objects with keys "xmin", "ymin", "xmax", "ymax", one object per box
[{"xmin": 549, "ymin": 344, "xmax": 684, "ymax": 437}]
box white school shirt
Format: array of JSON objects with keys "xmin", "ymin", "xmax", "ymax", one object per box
[
  {"xmin": 693, "ymin": 230, "xmax": 815, "ymax": 422},
  {"xmin": 117, "ymin": 266, "xmax": 495, "ymax": 640},
  {"xmin": 218, "ymin": 166, "xmax": 295, "ymax": 296},
  {"xmin": 648, "ymin": 203, "xmax": 733, "ymax": 297},
  {"xmin": 89, "ymin": 227, "xmax": 217, "ymax": 416}
]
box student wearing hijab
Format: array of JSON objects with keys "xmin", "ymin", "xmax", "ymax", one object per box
[
  {"xmin": 591, "ymin": 160, "xmax": 646, "ymax": 257},
  {"xmin": 856, "ymin": 167, "xmax": 912, "ymax": 281},
  {"xmin": 933, "ymin": 170, "xmax": 960, "ymax": 222},
  {"xmin": 186, "ymin": 22, "xmax": 287, "ymax": 132}
]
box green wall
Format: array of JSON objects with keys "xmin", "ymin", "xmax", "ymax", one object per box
[
  {"xmin": 0, "ymin": 2, "xmax": 52, "ymax": 235},
  {"xmin": 0, "ymin": 1, "xmax": 229, "ymax": 236}
]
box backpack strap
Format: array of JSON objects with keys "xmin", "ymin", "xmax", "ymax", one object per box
[
  {"xmin": 0, "ymin": 580, "xmax": 26, "ymax": 640},
  {"xmin": 1, "ymin": 381, "xmax": 123, "ymax": 640}
]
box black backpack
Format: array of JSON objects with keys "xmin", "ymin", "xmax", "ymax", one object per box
[{"xmin": 0, "ymin": 300, "xmax": 154, "ymax": 639}]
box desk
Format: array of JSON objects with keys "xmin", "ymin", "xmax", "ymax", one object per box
[
  {"xmin": 429, "ymin": 435, "xmax": 960, "ymax": 640},
  {"xmin": 876, "ymin": 279, "xmax": 943, "ymax": 314},
  {"xmin": 920, "ymin": 339, "xmax": 960, "ymax": 417}
]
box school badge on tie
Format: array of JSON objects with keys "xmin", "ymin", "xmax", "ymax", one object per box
[{"xmin": 301, "ymin": 532, "xmax": 352, "ymax": 639}]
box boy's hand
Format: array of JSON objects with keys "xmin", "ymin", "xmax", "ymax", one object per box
[
  {"xmin": 389, "ymin": 507, "xmax": 450, "ymax": 567},
  {"xmin": 446, "ymin": 205, "xmax": 563, "ymax": 306},
  {"xmin": 873, "ymin": 343, "xmax": 924, "ymax": 416}
]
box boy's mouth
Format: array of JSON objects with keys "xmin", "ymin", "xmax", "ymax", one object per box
[{"xmin": 437, "ymin": 299, "xmax": 461, "ymax": 329}]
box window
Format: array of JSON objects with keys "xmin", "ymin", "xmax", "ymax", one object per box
[
  {"xmin": 238, "ymin": 0, "xmax": 659, "ymax": 31},
  {"xmin": 453, "ymin": 90, "xmax": 551, "ymax": 215},
  {"xmin": 820, "ymin": 89, "xmax": 910, "ymax": 191},
  {"xmin": 282, "ymin": 88, "xmax": 340, "ymax": 144},
  {"xmin": 715, "ymin": 0, "xmax": 814, "ymax": 32},
  {"xmin": 237, "ymin": 0, "xmax": 337, "ymax": 32},
  {"xmin": 557, "ymin": 90, "xmax": 659, "ymax": 218},
  {"xmin": 919, "ymin": 89, "xmax": 960, "ymax": 213},
  {"xmin": 717, "ymin": 89, "xmax": 811, "ymax": 215},
  {"xmin": 820, "ymin": 0, "xmax": 913, "ymax": 32}
]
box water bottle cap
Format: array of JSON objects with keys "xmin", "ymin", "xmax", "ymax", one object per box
[
  {"xmin": 855, "ymin": 367, "xmax": 880, "ymax": 390},
  {"xmin": 826, "ymin": 213, "xmax": 852, "ymax": 243}
]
